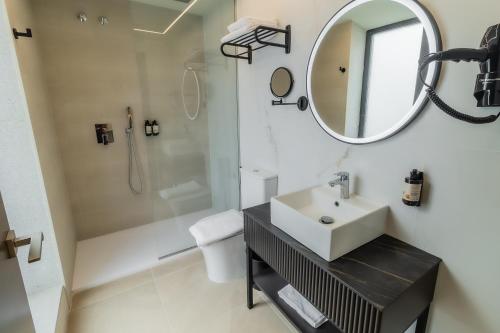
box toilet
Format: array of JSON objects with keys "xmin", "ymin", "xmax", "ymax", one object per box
[{"xmin": 189, "ymin": 168, "xmax": 278, "ymax": 283}]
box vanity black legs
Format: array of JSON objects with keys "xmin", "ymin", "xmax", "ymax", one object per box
[
  {"xmin": 415, "ymin": 306, "xmax": 430, "ymax": 333},
  {"xmin": 246, "ymin": 246, "xmax": 254, "ymax": 309}
]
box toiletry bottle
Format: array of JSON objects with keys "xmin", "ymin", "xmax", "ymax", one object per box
[
  {"xmin": 145, "ymin": 120, "xmax": 152, "ymax": 137},
  {"xmin": 152, "ymin": 120, "xmax": 160, "ymax": 136},
  {"xmin": 102, "ymin": 128, "xmax": 109, "ymax": 145},
  {"xmin": 402, "ymin": 169, "xmax": 424, "ymax": 206}
]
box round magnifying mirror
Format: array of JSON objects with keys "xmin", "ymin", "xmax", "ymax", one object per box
[
  {"xmin": 307, "ymin": 0, "xmax": 442, "ymax": 144},
  {"xmin": 270, "ymin": 67, "xmax": 294, "ymax": 98}
]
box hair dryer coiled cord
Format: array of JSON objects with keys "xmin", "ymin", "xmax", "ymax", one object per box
[
  {"xmin": 426, "ymin": 88, "xmax": 500, "ymax": 124},
  {"xmin": 419, "ymin": 49, "xmax": 500, "ymax": 124}
]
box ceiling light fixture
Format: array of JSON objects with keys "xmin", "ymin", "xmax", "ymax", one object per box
[{"xmin": 133, "ymin": 0, "xmax": 200, "ymax": 35}]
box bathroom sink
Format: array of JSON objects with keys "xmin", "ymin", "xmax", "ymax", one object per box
[{"xmin": 271, "ymin": 185, "xmax": 388, "ymax": 261}]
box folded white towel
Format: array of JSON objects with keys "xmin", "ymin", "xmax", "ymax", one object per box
[
  {"xmin": 278, "ymin": 285, "xmax": 328, "ymax": 329},
  {"xmin": 189, "ymin": 210, "xmax": 243, "ymax": 247},
  {"xmin": 220, "ymin": 25, "xmax": 256, "ymax": 43},
  {"xmin": 220, "ymin": 24, "xmax": 279, "ymax": 44},
  {"xmin": 227, "ymin": 17, "xmax": 278, "ymax": 33}
]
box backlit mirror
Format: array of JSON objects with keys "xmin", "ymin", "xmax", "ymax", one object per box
[
  {"xmin": 307, "ymin": 0, "xmax": 442, "ymax": 144},
  {"xmin": 271, "ymin": 67, "xmax": 294, "ymax": 97}
]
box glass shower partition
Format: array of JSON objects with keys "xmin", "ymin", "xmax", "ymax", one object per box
[{"xmin": 128, "ymin": 0, "xmax": 239, "ymax": 258}]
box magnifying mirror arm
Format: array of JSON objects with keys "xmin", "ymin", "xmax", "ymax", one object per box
[
  {"xmin": 271, "ymin": 96, "xmax": 309, "ymax": 111},
  {"xmin": 272, "ymin": 98, "xmax": 296, "ymax": 106}
]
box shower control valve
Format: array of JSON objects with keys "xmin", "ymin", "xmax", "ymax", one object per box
[{"xmin": 95, "ymin": 124, "xmax": 114, "ymax": 145}]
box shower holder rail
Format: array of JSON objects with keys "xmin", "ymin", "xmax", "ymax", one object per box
[{"xmin": 220, "ymin": 25, "xmax": 291, "ymax": 64}]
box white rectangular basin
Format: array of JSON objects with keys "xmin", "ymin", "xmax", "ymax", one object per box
[{"xmin": 271, "ymin": 185, "xmax": 388, "ymax": 262}]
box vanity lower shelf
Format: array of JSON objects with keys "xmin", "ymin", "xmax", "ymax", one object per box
[
  {"xmin": 244, "ymin": 203, "xmax": 441, "ymax": 333},
  {"xmin": 254, "ymin": 266, "xmax": 341, "ymax": 333}
]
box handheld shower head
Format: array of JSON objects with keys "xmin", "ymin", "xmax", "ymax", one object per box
[
  {"xmin": 127, "ymin": 106, "xmax": 133, "ymax": 130},
  {"xmin": 125, "ymin": 106, "xmax": 143, "ymax": 195}
]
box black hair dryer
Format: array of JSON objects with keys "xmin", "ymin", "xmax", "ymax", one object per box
[
  {"xmin": 419, "ymin": 24, "xmax": 500, "ymax": 124},
  {"xmin": 474, "ymin": 24, "xmax": 500, "ymax": 107}
]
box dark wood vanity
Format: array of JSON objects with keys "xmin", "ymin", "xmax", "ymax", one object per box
[{"xmin": 244, "ymin": 204, "xmax": 441, "ymax": 333}]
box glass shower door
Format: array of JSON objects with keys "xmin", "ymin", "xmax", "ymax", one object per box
[{"xmin": 128, "ymin": 0, "xmax": 239, "ymax": 258}]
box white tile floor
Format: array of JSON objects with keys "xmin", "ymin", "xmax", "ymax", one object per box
[
  {"xmin": 68, "ymin": 250, "xmax": 297, "ymax": 333},
  {"xmin": 73, "ymin": 208, "xmax": 217, "ymax": 291}
]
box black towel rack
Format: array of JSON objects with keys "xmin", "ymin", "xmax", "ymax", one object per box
[{"xmin": 220, "ymin": 25, "xmax": 291, "ymax": 64}]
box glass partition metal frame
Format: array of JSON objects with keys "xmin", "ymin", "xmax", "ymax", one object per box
[{"xmin": 306, "ymin": 0, "xmax": 442, "ymax": 144}]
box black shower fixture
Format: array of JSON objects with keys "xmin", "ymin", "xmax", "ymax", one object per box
[{"xmin": 12, "ymin": 28, "xmax": 32, "ymax": 39}]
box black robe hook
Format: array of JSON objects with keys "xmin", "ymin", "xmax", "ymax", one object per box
[{"xmin": 13, "ymin": 28, "xmax": 32, "ymax": 39}]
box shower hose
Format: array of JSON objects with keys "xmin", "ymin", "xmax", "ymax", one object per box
[{"xmin": 126, "ymin": 127, "xmax": 144, "ymax": 195}]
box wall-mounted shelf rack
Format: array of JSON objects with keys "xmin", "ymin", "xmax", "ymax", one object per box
[{"xmin": 220, "ymin": 25, "xmax": 291, "ymax": 64}]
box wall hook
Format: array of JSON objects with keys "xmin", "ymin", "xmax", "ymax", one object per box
[
  {"xmin": 339, "ymin": 66, "xmax": 346, "ymax": 73},
  {"xmin": 12, "ymin": 28, "xmax": 32, "ymax": 39}
]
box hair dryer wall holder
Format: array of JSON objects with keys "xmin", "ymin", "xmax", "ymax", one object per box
[{"xmin": 419, "ymin": 23, "xmax": 500, "ymax": 124}]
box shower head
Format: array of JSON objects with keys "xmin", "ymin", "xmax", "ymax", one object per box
[{"xmin": 126, "ymin": 107, "xmax": 133, "ymax": 130}]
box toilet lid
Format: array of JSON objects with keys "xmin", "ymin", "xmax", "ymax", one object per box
[{"xmin": 189, "ymin": 209, "xmax": 243, "ymax": 247}]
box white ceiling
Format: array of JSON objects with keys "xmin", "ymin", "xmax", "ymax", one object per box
[{"xmin": 130, "ymin": 0, "xmax": 218, "ymax": 16}]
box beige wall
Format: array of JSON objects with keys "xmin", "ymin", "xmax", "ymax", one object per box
[
  {"xmin": 237, "ymin": 0, "xmax": 500, "ymax": 332},
  {"xmin": 5, "ymin": 0, "xmax": 76, "ymax": 293},
  {"xmin": 311, "ymin": 21, "xmax": 352, "ymax": 135},
  {"xmin": 55, "ymin": 288, "xmax": 70, "ymax": 333},
  {"xmin": 30, "ymin": 0, "xmax": 210, "ymax": 240},
  {"xmin": 31, "ymin": 0, "xmax": 153, "ymax": 240}
]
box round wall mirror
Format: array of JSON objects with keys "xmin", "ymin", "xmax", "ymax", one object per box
[
  {"xmin": 307, "ymin": 0, "xmax": 442, "ymax": 144},
  {"xmin": 270, "ymin": 67, "xmax": 294, "ymax": 97}
]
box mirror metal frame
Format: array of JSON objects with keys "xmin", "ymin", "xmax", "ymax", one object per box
[
  {"xmin": 306, "ymin": 0, "xmax": 442, "ymax": 144},
  {"xmin": 270, "ymin": 67, "xmax": 295, "ymax": 98}
]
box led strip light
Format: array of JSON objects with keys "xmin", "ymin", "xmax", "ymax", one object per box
[{"xmin": 133, "ymin": 0, "xmax": 199, "ymax": 35}]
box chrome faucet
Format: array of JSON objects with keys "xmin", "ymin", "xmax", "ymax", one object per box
[{"xmin": 329, "ymin": 172, "xmax": 350, "ymax": 199}]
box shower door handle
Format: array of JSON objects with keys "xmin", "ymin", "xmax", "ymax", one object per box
[{"xmin": 4, "ymin": 230, "xmax": 44, "ymax": 263}]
